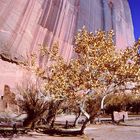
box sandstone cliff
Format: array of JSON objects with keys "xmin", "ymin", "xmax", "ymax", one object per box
[{"xmin": 0, "ymin": 0, "xmax": 135, "ymax": 93}]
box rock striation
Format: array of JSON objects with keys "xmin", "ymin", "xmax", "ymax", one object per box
[{"xmin": 0, "ymin": 0, "xmax": 135, "ymax": 92}]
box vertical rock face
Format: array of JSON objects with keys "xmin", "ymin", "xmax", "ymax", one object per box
[{"xmin": 0, "ymin": 0, "xmax": 135, "ymax": 92}]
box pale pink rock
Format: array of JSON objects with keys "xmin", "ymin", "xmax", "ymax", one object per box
[
  {"xmin": 0, "ymin": 0, "xmax": 135, "ymax": 90},
  {"xmin": 0, "ymin": 59, "xmax": 38, "ymax": 95},
  {"xmin": 113, "ymin": 111, "xmax": 128, "ymax": 121},
  {"xmin": 0, "ymin": 85, "xmax": 18, "ymax": 113},
  {"xmin": 0, "ymin": 59, "xmax": 24, "ymax": 94}
]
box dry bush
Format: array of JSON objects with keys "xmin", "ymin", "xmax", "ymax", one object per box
[{"xmin": 17, "ymin": 83, "xmax": 50, "ymax": 128}]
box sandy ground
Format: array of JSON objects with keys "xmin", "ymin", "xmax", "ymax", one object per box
[
  {"xmin": 0, "ymin": 121, "xmax": 140, "ymax": 140},
  {"xmin": 85, "ymin": 123, "xmax": 140, "ymax": 140},
  {"xmin": 0, "ymin": 117, "xmax": 140, "ymax": 140},
  {"xmin": 0, "ymin": 133, "xmax": 85, "ymax": 140}
]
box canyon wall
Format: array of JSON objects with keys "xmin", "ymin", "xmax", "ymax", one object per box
[{"xmin": 0, "ymin": 0, "xmax": 135, "ymax": 93}]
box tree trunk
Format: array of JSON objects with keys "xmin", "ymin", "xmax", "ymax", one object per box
[
  {"xmin": 80, "ymin": 118, "xmax": 90, "ymax": 134},
  {"xmin": 73, "ymin": 111, "xmax": 81, "ymax": 127},
  {"xmin": 23, "ymin": 116, "xmax": 39, "ymax": 129},
  {"xmin": 111, "ymin": 112, "xmax": 114, "ymax": 122},
  {"xmin": 90, "ymin": 118, "xmax": 95, "ymax": 124},
  {"xmin": 50, "ymin": 116, "xmax": 56, "ymax": 128},
  {"xmin": 23, "ymin": 117, "xmax": 34, "ymax": 128}
]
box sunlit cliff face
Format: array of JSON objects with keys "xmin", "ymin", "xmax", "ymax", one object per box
[{"xmin": 0, "ymin": 0, "xmax": 135, "ymax": 93}]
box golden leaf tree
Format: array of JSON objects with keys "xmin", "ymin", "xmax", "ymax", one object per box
[
  {"xmin": 17, "ymin": 27, "xmax": 140, "ymax": 132},
  {"xmin": 42, "ymin": 27, "xmax": 121, "ymax": 131},
  {"xmin": 103, "ymin": 39, "xmax": 140, "ymax": 119}
]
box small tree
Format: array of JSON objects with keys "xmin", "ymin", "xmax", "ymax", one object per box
[
  {"xmin": 17, "ymin": 84, "xmax": 50, "ymax": 128},
  {"xmin": 104, "ymin": 93, "xmax": 130, "ymax": 119}
]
